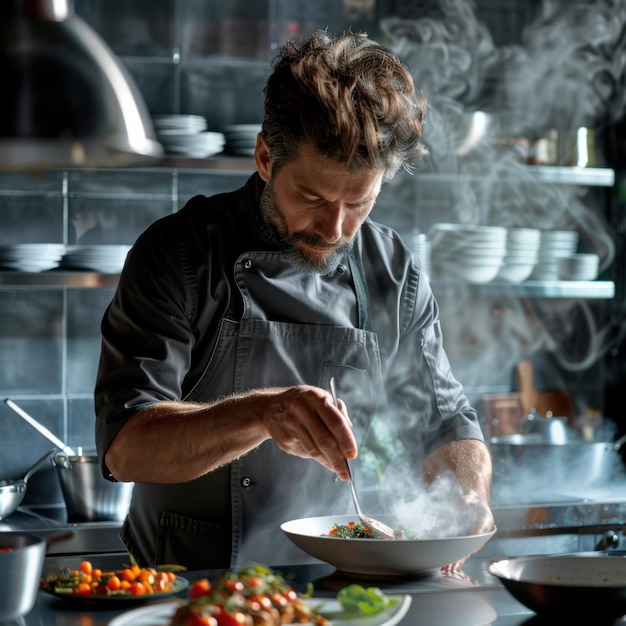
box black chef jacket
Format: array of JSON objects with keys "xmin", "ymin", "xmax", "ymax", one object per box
[{"xmin": 95, "ymin": 173, "xmax": 484, "ymax": 569}]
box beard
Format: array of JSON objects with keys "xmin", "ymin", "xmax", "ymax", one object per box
[{"xmin": 259, "ymin": 181, "xmax": 354, "ymax": 275}]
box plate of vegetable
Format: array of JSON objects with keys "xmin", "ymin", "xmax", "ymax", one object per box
[
  {"xmin": 281, "ymin": 515, "xmax": 496, "ymax": 577},
  {"xmin": 40, "ymin": 560, "xmax": 188, "ymax": 606},
  {"xmin": 108, "ymin": 564, "xmax": 411, "ymax": 626}
]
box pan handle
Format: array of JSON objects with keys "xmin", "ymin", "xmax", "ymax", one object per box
[
  {"xmin": 22, "ymin": 449, "xmax": 56, "ymax": 484},
  {"xmin": 614, "ymin": 434, "xmax": 626, "ymax": 451}
]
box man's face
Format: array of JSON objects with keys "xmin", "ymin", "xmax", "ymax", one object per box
[{"xmin": 256, "ymin": 137, "xmax": 384, "ymax": 275}]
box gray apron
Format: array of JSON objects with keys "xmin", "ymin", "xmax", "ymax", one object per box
[{"xmin": 123, "ymin": 242, "xmax": 382, "ymax": 568}]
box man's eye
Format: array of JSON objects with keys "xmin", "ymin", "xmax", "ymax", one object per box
[{"xmin": 302, "ymin": 196, "xmax": 324, "ymax": 206}]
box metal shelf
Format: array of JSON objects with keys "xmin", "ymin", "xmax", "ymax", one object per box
[
  {"xmin": 432, "ymin": 280, "xmax": 615, "ymax": 299},
  {"xmin": 526, "ymin": 165, "xmax": 615, "ymax": 187},
  {"xmin": 0, "ymin": 272, "xmax": 119, "ymax": 288},
  {"xmin": 150, "ymin": 158, "xmax": 616, "ymax": 187},
  {"xmin": 0, "ymin": 272, "xmax": 615, "ymax": 299}
]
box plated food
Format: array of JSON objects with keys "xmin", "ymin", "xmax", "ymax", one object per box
[
  {"xmin": 327, "ymin": 521, "xmax": 416, "ymax": 539},
  {"xmin": 282, "ymin": 515, "xmax": 496, "ymax": 577},
  {"xmin": 40, "ymin": 559, "xmax": 187, "ymax": 603},
  {"xmin": 170, "ymin": 564, "xmax": 328, "ymax": 626},
  {"xmin": 108, "ymin": 587, "xmax": 411, "ymax": 626}
]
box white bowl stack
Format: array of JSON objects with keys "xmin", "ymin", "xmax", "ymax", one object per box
[
  {"xmin": 222, "ymin": 124, "xmax": 262, "ymax": 157},
  {"xmin": 529, "ymin": 230, "xmax": 579, "ymax": 280},
  {"xmin": 153, "ymin": 115, "xmax": 225, "ymax": 158},
  {"xmin": 494, "ymin": 228, "xmax": 541, "ymax": 283},
  {"xmin": 430, "ymin": 223, "xmax": 507, "ymax": 283},
  {"xmin": 59, "ymin": 245, "xmax": 131, "ymax": 273},
  {"xmin": 557, "ymin": 253, "xmax": 600, "ymax": 281},
  {"xmin": 0, "ymin": 244, "xmax": 65, "ymax": 272}
]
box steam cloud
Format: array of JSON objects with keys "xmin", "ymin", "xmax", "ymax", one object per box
[{"xmin": 364, "ymin": 0, "xmax": 626, "ymax": 521}]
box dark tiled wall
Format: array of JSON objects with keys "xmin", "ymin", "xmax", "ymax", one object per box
[{"xmin": 0, "ymin": 167, "xmax": 250, "ymax": 503}]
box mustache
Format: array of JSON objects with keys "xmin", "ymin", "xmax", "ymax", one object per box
[{"xmin": 291, "ymin": 233, "xmax": 348, "ymax": 249}]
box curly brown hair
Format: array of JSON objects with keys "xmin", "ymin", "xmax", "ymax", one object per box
[{"xmin": 262, "ymin": 30, "xmax": 428, "ymax": 181}]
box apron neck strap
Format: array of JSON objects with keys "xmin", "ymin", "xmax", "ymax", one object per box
[{"xmin": 348, "ymin": 234, "xmax": 372, "ymax": 333}]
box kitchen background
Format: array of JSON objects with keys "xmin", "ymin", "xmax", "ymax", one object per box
[{"xmin": 0, "ymin": 0, "xmax": 625, "ymax": 512}]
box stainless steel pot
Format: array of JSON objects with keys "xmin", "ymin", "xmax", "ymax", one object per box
[
  {"xmin": 488, "ymin": 433, "xmax": 626, "ymax": 488},
  {"xmin": 0, "ymin": 450, "xmax": 55, "ymax": 520},
  {"xmin": 52, "ymin": 452, "xmax": 134, "ymax": 522},
  {"xmin": 0, "ymin": 531, "xmax": 71, "ymax": 621}
]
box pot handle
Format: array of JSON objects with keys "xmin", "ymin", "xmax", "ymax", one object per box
[
  {"xmin": 52, "ymin": 453, "xmax": 72, "ymax": 469},
  {"xmin": 46, "ymin": 530, "xmax": 74, "ymax": 547},
  {"xmin": 614, "ymin": 434, "xmax": 626, "ymax": 451}
]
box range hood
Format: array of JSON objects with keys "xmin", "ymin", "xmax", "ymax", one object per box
[{"xmin": 0, "ymin": 0, "xmax": 163, "ymax": 170}]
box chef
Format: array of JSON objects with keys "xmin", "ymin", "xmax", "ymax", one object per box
[{"xmin": 95, "ymin": 30, "xmax": 494, "ymax": 570}]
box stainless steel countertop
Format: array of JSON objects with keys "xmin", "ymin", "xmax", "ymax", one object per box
[
  {"xmin": 0, "ymin": 507, "xmax": 125, "ymax": 554},
  {"xmin": 19, "ymin": 556, "xmax": 626, "ymax": 625}
]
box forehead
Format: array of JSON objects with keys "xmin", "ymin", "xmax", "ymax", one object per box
[{"xmin": 275, "ymin": 144, "xmax": 384, "ymax": 200}]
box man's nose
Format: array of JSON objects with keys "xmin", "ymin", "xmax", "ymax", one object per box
[{"xmin": 316, "ymin": 207, "xmax": 343, "ymax": 243}]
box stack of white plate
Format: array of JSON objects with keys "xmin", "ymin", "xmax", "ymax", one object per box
[
  {"xmin": 557, "ymin": 253, "xmax": 600, "ymax": 281},
  {"xmin": 430, "ymin": 223, "xmax": 507, "ymax": 284},
  {"xmin": 153, "ymin": 115, "xmax": 225, "ymax": 158},
  {"xmin": 59, "ymin": 245, "xmax": 131, "ymax": 273},
  {"xmin": 222, "ymin": 124, "xmax": 261, "ymax": 157},
  {"xmin": 529, "ymin": 230, "xmax": 579, "ymax": 280},
  {"xmin": 0, "ymin": 244, "xmax": 65, "ymax": 272},
  {"xmin": 494, "ymin": 228, "xmax": 541, "ymax": 283}
]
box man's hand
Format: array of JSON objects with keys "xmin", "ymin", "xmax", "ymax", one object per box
[{"xmin": 260, "ymin": 385, "xmax": 357, "ymax": 480}]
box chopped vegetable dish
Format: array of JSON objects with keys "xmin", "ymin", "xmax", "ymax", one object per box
[
  {"xmin": 171, "ymin": 564, "xmax": 329, "ymax": 626},
  {"xmin": 40, "ymin": 560, "xmax": 178, "ymax": 597},
  {"xmin": 327, "ymin": 521, "xmax": 414, "ymax": 539}
]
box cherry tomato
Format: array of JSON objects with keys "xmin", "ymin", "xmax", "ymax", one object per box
[
  {"xmin": 214, "ymin": 610, "xmax": 249, "ymax": 626},
  {"xmin": 106, "ymin": 575, "xmax": 121, "ymax": 591},
  {"xmin": 75, "ymin": 582, "xmax": 92, "ymax": 595},
  {"xmin": 154, "ymin": 571, "xmax": 171, "ymax": 592},
  {"xmin": 190, "ymin": 579, "xmax": 212, "ymax": 599},
  {"xmin": 121, "ymin": 567, "xmax": 136, "ymax": 582},
  {"xmin": 80, "ymin": 561, "xmax": 93, "ymax": 576},
  {"xmin": 187, "ymin": 614, "xmax": 218, "ymax": 626},
  {"xmin": 224, "ymin": 579, "xmax": 244, "ymax": 593},
  {"xmin": 130, "ymin": 581, "xmax": 147, "ymax": 596},
  {"xmin": 283, "ymin": 589, "xmax": 298, "ymax": 602}
]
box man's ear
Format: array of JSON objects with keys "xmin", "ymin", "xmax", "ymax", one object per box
[{"xmin": 254, "ymin": 133, "xmax": 271, "ymax": 182}]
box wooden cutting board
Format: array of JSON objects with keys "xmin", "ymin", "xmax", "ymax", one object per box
[{"xmin": 516, "ymin": 359, "xmax": 575, "ymax": 421}]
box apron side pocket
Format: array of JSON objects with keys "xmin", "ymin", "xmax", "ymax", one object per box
[{"xmin": 156, "ymin": 511, "xmax": 232, "ymax": 569}]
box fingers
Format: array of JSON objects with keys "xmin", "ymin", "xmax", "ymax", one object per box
[{"xmin": 263, "ymin": 385, "xmax": 358, "ymax": 478}]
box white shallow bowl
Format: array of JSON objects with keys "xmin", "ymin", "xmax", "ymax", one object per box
[
  {"xmin": 434, "ymin": 261, "xmax": 503, "ymax": 284},
  {"xmin": 557, "ymin": 253, "xmax": 599, "ymax": 280},
  {"xmin": 489, "ymin": 552, "xmax": 626, "ymax": 617},
  {"xmin": 494, "ymin": 262, "xmax": 536, "ymax": 283},
  {"xmin": 281, "ymin": 515, "xmax": 495, "ymax": 577}
]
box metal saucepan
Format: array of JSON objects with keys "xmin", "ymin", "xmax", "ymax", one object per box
[
  {"xmin": 0, "ymin": 531, "xmax": 73, "ymax": 621},
  {"xmin": 489, "ymin": 551, "xmax": 626, "ymax": 617},
  {"xmin": 0, "ymin": 450, "xmax": 55, "ymax": 520},
  {"xmin": 488, "ymin": 433, "xmax": 626, "ymax": 489},
  {"xmin": 52, "ymin": 452, "xmax": 134, "ymax": 522}
]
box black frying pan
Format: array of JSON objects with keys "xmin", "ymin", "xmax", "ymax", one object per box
[{"xmin": 489, "ymin": 551, "xmax": 626, "ymax": 618}]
